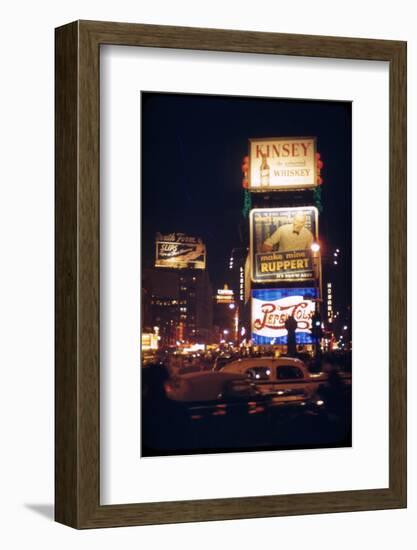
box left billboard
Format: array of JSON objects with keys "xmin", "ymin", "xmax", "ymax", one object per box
[{"xmin": 155, "ymin": 232, "xmax": 206, "ymax": 269}]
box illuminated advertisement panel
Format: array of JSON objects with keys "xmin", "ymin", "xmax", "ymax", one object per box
[
  {"xmin": 250, "ymin": 206, "xmax": 318, "ymax": 283},
  {"xmin": 251, "ymin": 287, "xmax": 318, "ymax": 345},
  {"xmin": 216, "ymin": 287, "xmax": 234, "ymax": 304},
  {"xmin": 155, "ymin": 232, "xmax": 206, "ymax": 269},
  {"xmin": 249, "ymin": 137, "xmax": 317, "ymax": 191},
  {"xmin": 141, "ymin": 333, "xmax": 159, "ymax": 350}
]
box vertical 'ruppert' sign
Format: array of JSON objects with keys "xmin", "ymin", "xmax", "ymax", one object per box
[{"xmin": 249, "ymin": 137, "xmax": 317, "ymax": 190}]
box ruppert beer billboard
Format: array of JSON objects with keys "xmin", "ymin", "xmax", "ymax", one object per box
[
  {"xmin": 250, "ymin": 206, "xmax": 318, "ymax": 283},
  {"xmin": 251, "ymin": 288, "xmax": 318, "ymax": 345},
  {"xmin": 155, "ymin": 232, "xmax": 206, "ymax": 269},
  {"xmin": 249, "ymin": 137, "xmax": 317, "ymax": 191}
]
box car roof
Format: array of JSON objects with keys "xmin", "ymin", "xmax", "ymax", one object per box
[
  {"xmin": 221, "ymin": 357, "xmax": 307, "ymax": 372},
  {"xmin": 226, "ymin": 357, "xmax": 305, "ymax": 365},
  {"xmin": 179, "ymin": 371, "xmax": 245, "ymax": 382}
]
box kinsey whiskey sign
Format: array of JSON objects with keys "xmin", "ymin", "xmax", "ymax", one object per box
[{"xmin": 249, "ymin": 137, "xmax": 317, "ymax": 190}]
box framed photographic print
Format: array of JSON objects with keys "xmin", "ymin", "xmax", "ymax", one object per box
[{"xmin": 55, "ymin": 20, "xmax": 406, "ymax": 528}]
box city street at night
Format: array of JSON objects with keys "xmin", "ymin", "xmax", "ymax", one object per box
[
  {"xmin": 141, "ymin": 91, "xmax": 352, "ymax": 457},
  {"xmin": 142, "ymin": 352, "xmax": 351, "ymax": 457}
]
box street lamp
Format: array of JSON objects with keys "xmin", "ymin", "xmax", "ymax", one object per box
[
  {"xmin": 310, "ymin": 242, "xmax": 322, "ymax": 297},
  {"xmin": 310, "ymin": 242, "xmax": 322, "ymax": 358}
]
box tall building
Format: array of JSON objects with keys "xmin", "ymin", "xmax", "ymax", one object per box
[
  {"xmin": 228, "ymin": 247, "xmax": 248, "ymax": 306},
  {"xmin": 179, "ymin": 270, "xmax": 213, "ymax": 343},
  {"xmin": 322, "ymin": 248, "xmax": 351, "ymax": 349},
  {"xmin": 142, "ymin": 268, "xmax": 180, "ymax": 346},
  {"xmin": 227, "ymin": 247, "xmax": 251, "ymax": 339},
  {"xmin": 142, "ymin": 267, "xmax": 213, "ymax": 345},
  {"xmin": 151, "ymin": 296, "xmax": 180, "ymax": 346},
  {"xmin": 141, "ymin": 232, "xmax": 214, "ymax": 345}
]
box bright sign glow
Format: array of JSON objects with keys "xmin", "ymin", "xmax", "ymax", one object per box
[
  {"xmin": 216, "ymin": 285, "xmax": 234, "ymax": 304},
  {"xmin": 251, "ymin": 288, "xmax": 317, "ymax": 345},
  {"xmin": 155, "ymin": 232, "xmax": 206, "ymax": 269},
  {"xmin": 142, "ymin": 333, "xmax": 159, "ymax": 350},
  {"xmin": 182, "ymin": 344, "xmax": 205, "ymax": 353},
  {"xmin": 249, "ymin": 137, "xmax": 317, "ymax": 190},
  {"xmin": 250, "ymin": 207, "xmax": 319, "ymax": 283}
]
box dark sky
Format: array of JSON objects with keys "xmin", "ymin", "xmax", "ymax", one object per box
[{"xmin": 141, "ymin": 92, "xmax": 351, "ymax": 307}]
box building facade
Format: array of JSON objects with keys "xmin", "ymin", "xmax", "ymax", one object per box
[{"xmin": 142, "ymin": 267, "xmax": 213, "ymax": 346}]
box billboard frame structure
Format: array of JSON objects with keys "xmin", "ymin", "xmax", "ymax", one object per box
[{"xmin": 249, "ymin": 206, "xmax": 320, "ymax": 285}]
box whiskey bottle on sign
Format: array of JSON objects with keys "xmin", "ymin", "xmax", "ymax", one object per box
[{"xmin": 260, "ymin": 152, "xmax": 270, "ymax": 186}]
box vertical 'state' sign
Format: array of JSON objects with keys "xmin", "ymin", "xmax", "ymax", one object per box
[{"xmin": 249, "ymin": 137, "xmax": 317, "ymax": 190}]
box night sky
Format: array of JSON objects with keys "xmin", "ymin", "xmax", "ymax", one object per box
[{"xmin": 141, "ymin": 92, "xmax": 351, "ymax": 308}]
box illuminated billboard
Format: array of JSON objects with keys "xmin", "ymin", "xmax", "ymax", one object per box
[
  {"xmin": 251, "ymin": 288, "xmax": 318, "ymax": 345},
  {"xmin": 250, "ymin": 206, "xmax": 319, "ymax": 283},
  {"xmin": 249, "ymin": 137, "xmax": 317, "ymax": 191},
  {"xmin": 155, "ymin": 232, "xmax": 206, "ymax": 269},
  {"xmin": 141, "ymin": 332, "xmax": 159, "ymax": 351},
  {"xmin": 216, "ymin": 285, "xmax": 234, "ymax": 304}
]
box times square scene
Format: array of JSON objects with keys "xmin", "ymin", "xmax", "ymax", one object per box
[{"xmin": 141, "ymin": 92, "xmax": 352, "ymax": 457}]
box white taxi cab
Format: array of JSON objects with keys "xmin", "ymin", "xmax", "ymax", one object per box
[{"xmin": 221, "ymin": 357, "xmax": 325, "ymax": 398}]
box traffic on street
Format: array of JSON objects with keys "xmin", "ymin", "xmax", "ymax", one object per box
[{"xmin": 142, "ymin": 348, "xmax": 351, "ymax": 457}]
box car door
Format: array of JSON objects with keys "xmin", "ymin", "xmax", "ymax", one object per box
[
  {"xmin": 274, "ymin": 364, "xmax": 311, "ymax": 397},
  {"xmin": 243, "ymin": 365, "xmax": 273, "ymax": 394}
]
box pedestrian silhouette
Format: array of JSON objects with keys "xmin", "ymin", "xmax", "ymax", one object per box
[{"xmin": 285, "ymin": 315, "xmax": 297, "ymax": 356}]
